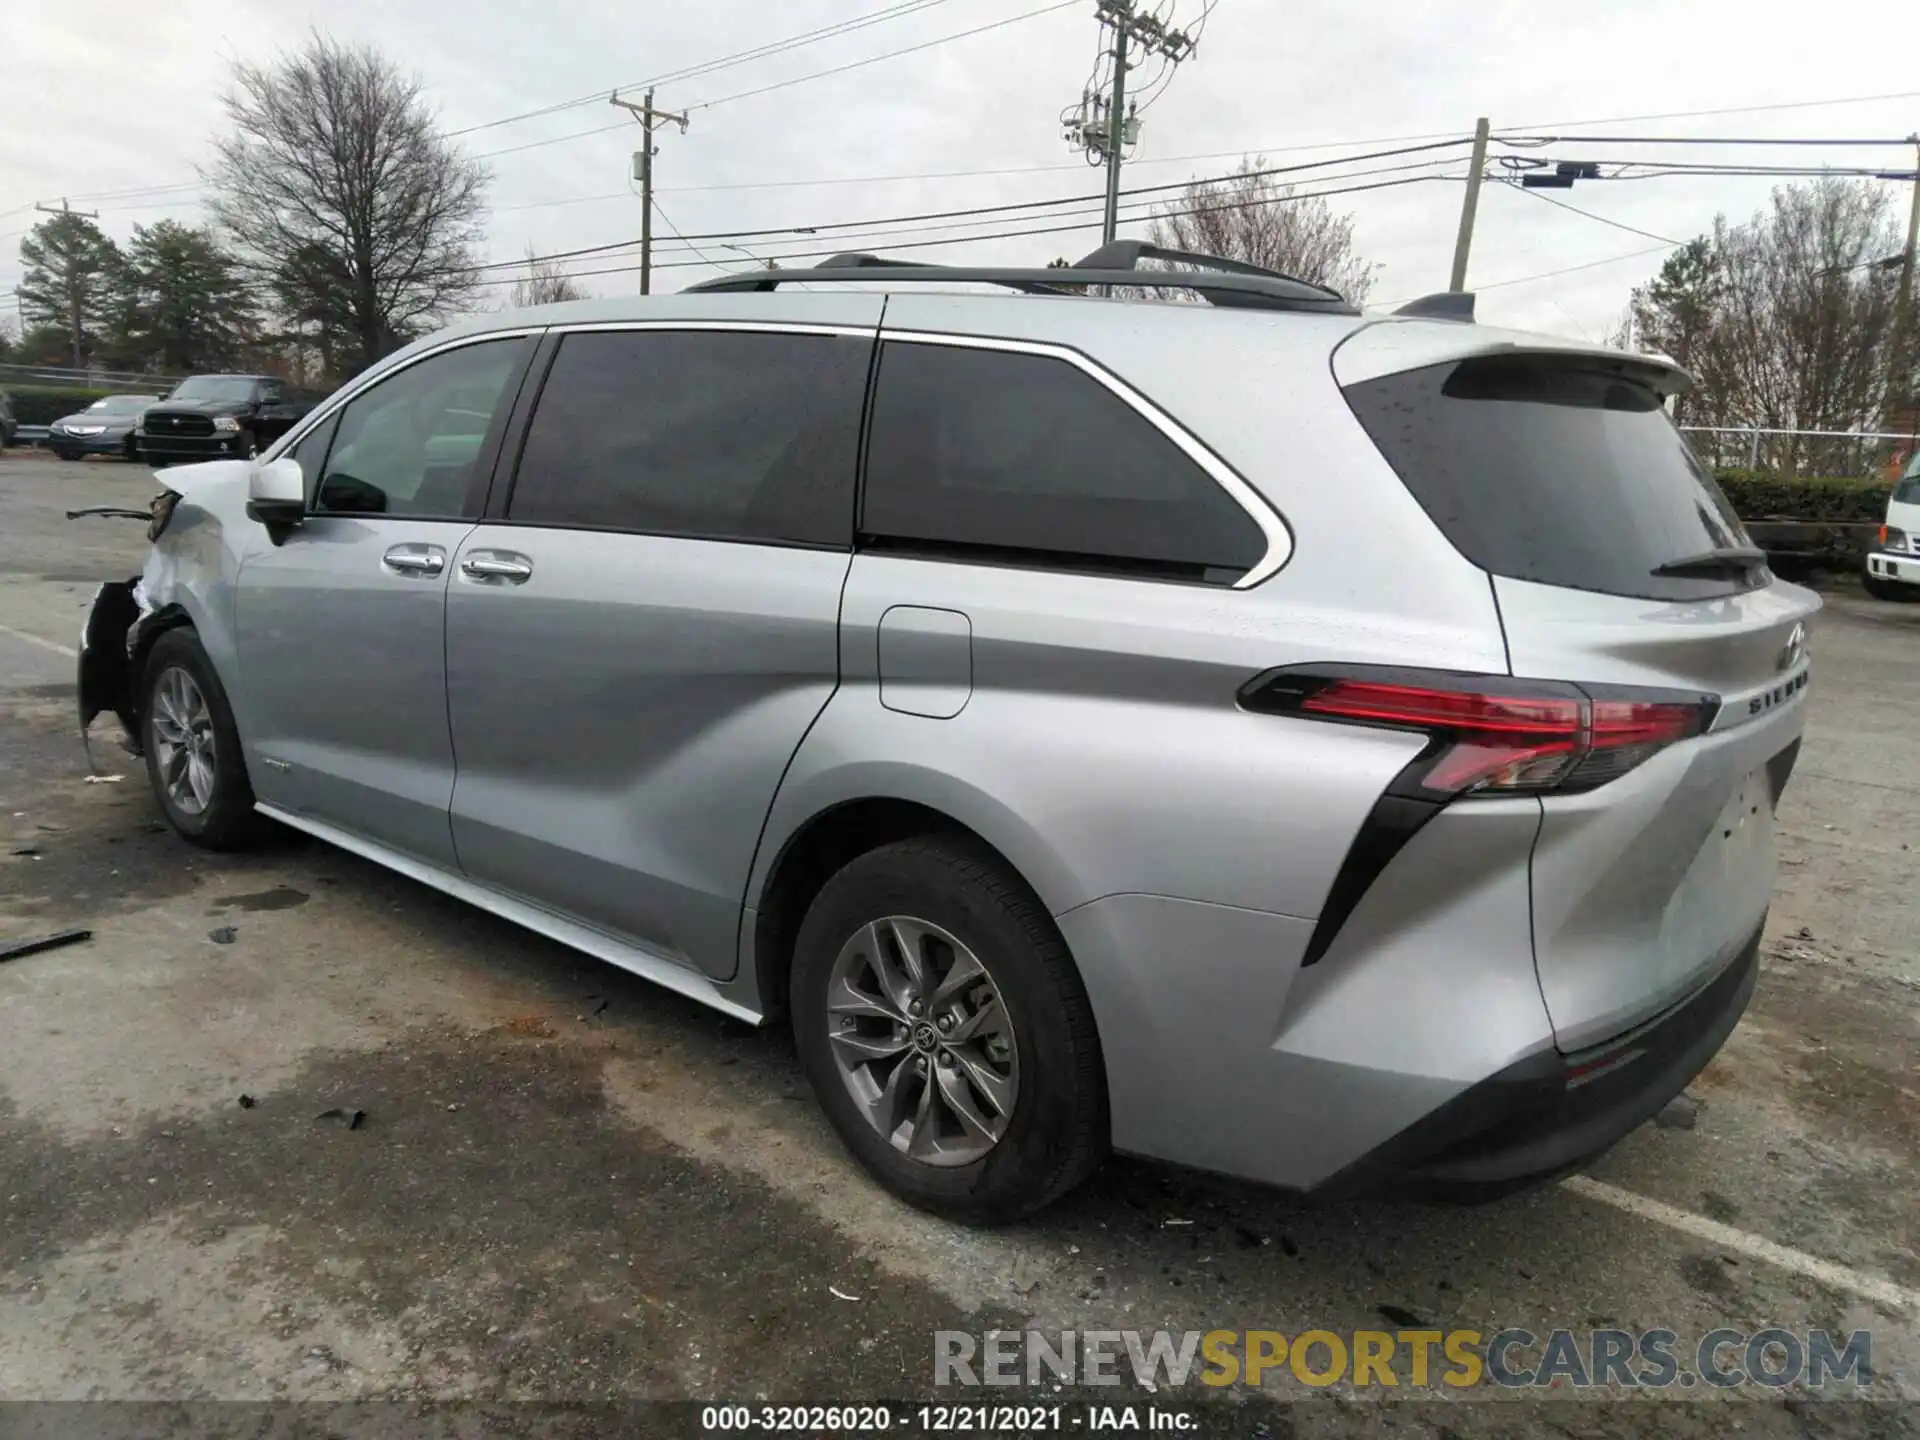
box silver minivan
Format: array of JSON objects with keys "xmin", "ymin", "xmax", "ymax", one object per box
[{"xmin": 79, "ymin": 245, "xmax": 1817, "ymax": 1222}]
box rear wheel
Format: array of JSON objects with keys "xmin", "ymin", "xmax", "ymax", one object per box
[
  {"xmin": 140, "ymin": 629, "xmax": 265, "ymax": 850},
  {"xmin": 791, "ymin": 836, "xmax": 1107, "ymax": 1223}
]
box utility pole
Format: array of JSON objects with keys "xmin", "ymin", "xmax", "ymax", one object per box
[
  {"xmin": 1889, "ymin": 133, "xmax": 1920, "ymax": 425},
  {"xmin": 610, "ymin": 88, "xmax": 688, "ymax": 295},
  {"xmin": 33, "ymin": 198, "xmax": 101, "ymax": 368},
  {"xmin": 1448, "ymin": 118, "xmax": 1491, "ymax": 293},
  {"xmin": 1063, "ymin": 1, "xmax": 1195, "ymax": 244}
]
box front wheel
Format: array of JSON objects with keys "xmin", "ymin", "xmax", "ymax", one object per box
[
  {"xmin": 791, "ymin": 836, "xmax": 1107, "ymax": 1223},
  {"xmin": 140, "ymin": 629, "xmax": 265, "ymax": 850},
  {"xmin": 53, "ymin": 448, "xmax": 80, "ymax": 462}
]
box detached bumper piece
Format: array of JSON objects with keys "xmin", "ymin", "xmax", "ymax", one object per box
[
  {"xmin": 79, "ymin": 580, "xmax": 142, "ymax": 749},
  {"xmin": 1324, "ymin": 924, "xmax": 1761, "ymax": 1200}
]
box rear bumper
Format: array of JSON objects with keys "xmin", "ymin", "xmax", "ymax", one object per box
[
  {"xmin": 137, "ymin": 432, "xmax": 250, "ymax": 462},
  {"xmin": 1322, "ymin": 920, "xmax": 1761, "ymax": 1198},
  {"xmin": 1866, "ymin": 550, "xmax": 1920, "ymax": 586}
]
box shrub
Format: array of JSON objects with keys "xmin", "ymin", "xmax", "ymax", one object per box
[
  {"xmin": 3, "ymin": 385, "xmax": 118, "ymax": 426},
  {"xmin": 1713, "ymin": 471, "xmax": 1889, "ymax": 525}
]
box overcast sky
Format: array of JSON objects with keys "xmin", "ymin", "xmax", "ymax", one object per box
[{"xmin": 5, "ymin": 0, "xmax": 1917, "ymax": 340}]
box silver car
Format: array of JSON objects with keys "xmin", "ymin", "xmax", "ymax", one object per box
[{"xmin": 79, "ymin": 244, "xmax": 1817, "ymax": 1222}]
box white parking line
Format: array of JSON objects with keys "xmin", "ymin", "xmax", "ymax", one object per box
[
  {"xmin": 1562, "ymin": 1174, "xmax": 1919, "ymax": 1313},
  {"xmin": 0, "ymin": 624, "xmax": 78, "ymax": 660}
]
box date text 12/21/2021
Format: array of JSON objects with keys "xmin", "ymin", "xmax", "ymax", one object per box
[{"xmin": 700, "ymin": 1405, "xmax": 1196, "ymax": 1431}]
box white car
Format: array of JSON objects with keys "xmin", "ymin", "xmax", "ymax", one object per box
[{"xmin": 1864, "ymin": 456, "xmax": 1920, "ymax": 602}]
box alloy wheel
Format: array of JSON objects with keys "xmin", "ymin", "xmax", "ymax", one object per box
[
  {"xmin": 825, "ymin": 915, "xmax": 1019, "ymax": 1167},
  {"xmin": 150, "ymin": 665, "xmax": 217, "ymax": 816}
]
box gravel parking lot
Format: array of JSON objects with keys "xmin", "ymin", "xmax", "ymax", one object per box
[{"xmin": 2, "ymin": 452, "xmax": 1917, "ymax": 1436}]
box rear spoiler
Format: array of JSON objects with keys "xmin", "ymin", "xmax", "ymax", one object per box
[{"xmin": 1333, "ymin": 320, "xmax": 1695, "ymax": 397}]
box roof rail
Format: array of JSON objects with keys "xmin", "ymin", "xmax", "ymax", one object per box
[
  {"xmin": 1072, "ymin": 238, "xmax": 1340, "ymax": 296},
  {"xmin": 1394, "ymin": 291, "xmax": 1476, "ymax": 321},
  {"xmin": 684, "ymin": 248, "xmax": 1358, "ymax": 314}
]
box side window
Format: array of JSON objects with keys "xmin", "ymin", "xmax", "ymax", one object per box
[
  {"xmin": 861, "ymin": 342, "xmax": 1267, "ymax": 583},
  {"xmin": 507, "ymin": 329, "xmax": 869, "ymax": 547},
  {"xmin": 287, "ymin": 412, "xmax": 340, "ymax": 498},
  {"xmin": 315, "ymin": 339, "xmax": 523, "ymax": 518}
]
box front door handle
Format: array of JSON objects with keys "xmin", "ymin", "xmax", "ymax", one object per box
[
  {"xmin": 382, "ymin": 543, "xmax": 446, "ymax": 576},
  {"xmin": 460, "ymin": 550, "xmax": 534, "ymax": 583}
]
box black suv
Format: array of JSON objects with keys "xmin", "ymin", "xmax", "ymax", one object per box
[{"xmin": 136, "ymin": 375, "xmax": 315, "ymax": 467}]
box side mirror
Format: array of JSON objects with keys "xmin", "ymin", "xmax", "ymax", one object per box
[{"xmin": 245, "ymin": 457, "xmax": 305, "ymax": 538}]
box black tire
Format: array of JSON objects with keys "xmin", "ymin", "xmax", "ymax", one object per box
[
  {"xmin": 123, "ymin": 436, "xmax": 140, "ymax": 462},
  {"xmin": 53, "ymin": 448, "xmax": 80, "ymax": 462},
  {"xmin": 139, "ymin": 628, "xmax": 265, "ymax": 850},
  {"xmin": 791, "ymin": 836, "xmax": 1107, "ymax": 1223},
  {"xmin": 1863, "ymin": 572, "xmax": 1920, "ymax": 603}
]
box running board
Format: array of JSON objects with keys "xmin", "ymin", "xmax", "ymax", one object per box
[{"xmin": 254, "ymin": 803, "xmax": 764, "ymax": 1025}]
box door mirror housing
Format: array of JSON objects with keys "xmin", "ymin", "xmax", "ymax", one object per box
[{"xmin": 246, "ymin": 456, "xmax": 305, "ymax": 538}]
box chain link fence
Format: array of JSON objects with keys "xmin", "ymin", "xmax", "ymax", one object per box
[{"xmin": 1680, "ymin": 425, "xmax": 1919, "ymax": 479}]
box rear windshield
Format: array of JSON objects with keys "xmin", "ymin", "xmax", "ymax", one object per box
[{"xmin": 1344, "ymin": 354, "xmax": 1755, "ymax": 601}]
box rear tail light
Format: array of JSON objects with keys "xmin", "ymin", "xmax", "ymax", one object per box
[{"xmin": 1242, "ymin": 668, "xmax": 1717, "ymax": 800}]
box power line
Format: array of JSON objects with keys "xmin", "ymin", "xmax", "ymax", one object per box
[
  {"xmin": 444, "ymin": 0, "xmax": 959, "ymax": 138},
  {"xmin": 1507, "ymin": 89, "xmax": 1920, "ymax": 132},
  {"xmin": 1498, "ymin": 133, "xmax": 1919, "ymax": 148},
  {"xmin": 685, "ymin": 0, "xmax": 1081, "ymax": 112},
  {"xmin": 474, "ymin": 169, "xmax": 1466, "ymax": 288},
  {"xmin": 466, "ymin": 1, "xmax": 1080, "ymax": 164},
  {"xmin": 1473, "ymin": 243, "xmax": 1674, "ymax": 293},
  {"xmin": 464, "ymin": 139, "xmax": 1472, "ymax": 273},
  {"xmin": 614, "ymin": 156, "xmax": 1465, "ymax": 263},
  {"xmin": 1497, "ymin": 180, "xmax": 1682, "ymax": 245}
]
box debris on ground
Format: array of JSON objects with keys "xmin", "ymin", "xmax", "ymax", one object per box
[
  {"xmin": 0, "ymin": 928, "xmax": 93, "ymax": 963},
  {"xmin": 1655, "ymin": 1094, "xmax": 1702, "ymax": 1131},
  {"xmin": 1162, "ymin": 1217, "xmax": 1193, "ymax": 1227},
  {"xmin": 1377, "ymin": 1304, "xmax": 1428, "ymax": 1328},
  {"xmin": 828, "ymin": 1286, "xmax": 860, "ymax": 1302},
  {"xmin": 10, "ymin": 842, "xmax": 42, "ymax": 856},
  {"xmin": 82, "ymin": 774, "xmax": 124, "ymax": 784},
  {"xmin": 1010, "ymin": 1255, "xmax": 1044, "ymax": 1295},
  {"xmin": 315, "ymin": 1107, "xmax": 367, "ymax": 1131},
  {"xmin": 208, "ymin": 926, "xmax": 237, "ymax": 945},
  {"xmin": 237, "ymin": 1094, "xmax": 257, "ymax": 1109}
]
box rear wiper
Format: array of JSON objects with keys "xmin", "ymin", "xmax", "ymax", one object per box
[{"xmin": 1650, "ymin": 546, "xmax": 1768, "ymax": 578}]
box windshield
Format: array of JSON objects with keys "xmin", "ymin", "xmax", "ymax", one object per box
[
  {"xmin": 87, "ymin": 396, "xmax": 153, "ymax": 415},
  {"xmin": 165, "ymin": 377, "xmax": 257, "ymax": 403}
]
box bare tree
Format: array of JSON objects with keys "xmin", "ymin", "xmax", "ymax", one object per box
[
  {"xmin": 508, "ymin": 247, "xmax": 589, "ymax": 308},
  {"xmin": 1148, "ymin": 158, "xmax": 1377, "ymax": 303},
  {"xmin": 1694, "ymin": 178, "xmax": 1901, "ymax": 471},
  {"xmin": 208, "ymin": 33, "xmax": 488, "ymax": 376}
]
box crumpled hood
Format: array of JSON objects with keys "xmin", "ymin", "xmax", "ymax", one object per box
[{"xmin": 154, "ymin": 458, "xmax": 253, "ymax": 506}]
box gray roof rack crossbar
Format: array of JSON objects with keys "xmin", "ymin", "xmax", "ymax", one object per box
[
  {"xmin": 1073, "ymin": 239, "xmax": 1343, "ymax": 298},
  {"xmin": 684, "ymin": 250, "xmax": 1358, "ymax": 313}
]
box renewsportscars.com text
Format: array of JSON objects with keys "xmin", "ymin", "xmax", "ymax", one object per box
[{"xmin": 934, "ymin": 1327, "xmax": 1872, "ymax": 1391}]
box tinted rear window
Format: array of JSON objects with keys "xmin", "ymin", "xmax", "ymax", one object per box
[
  {"xmin": 862, "ymin": 342, "xmax": 1266, "ymax": 584},
  {"xmin": 1345, "ymin": 355, "xmax": 1755, "ymax": 601}
]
